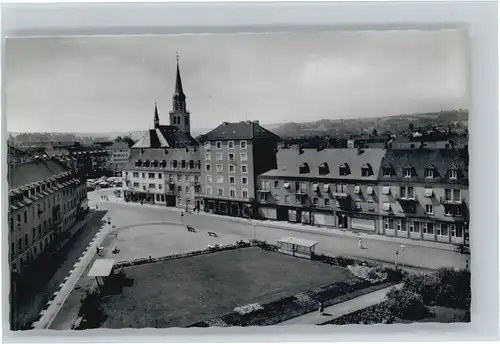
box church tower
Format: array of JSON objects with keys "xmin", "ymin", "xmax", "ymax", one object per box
[
  {"xmin": 153, "ymin": 102, "xmax": 160, "ymax": 128},
  {"xmin": 169, "ymin": 53, "xmax": 191, "ymax": 135}
]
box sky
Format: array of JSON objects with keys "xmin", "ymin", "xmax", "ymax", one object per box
[{"xmin": 6, "ymin": 30, "xmax": 468, "ymax": 133}]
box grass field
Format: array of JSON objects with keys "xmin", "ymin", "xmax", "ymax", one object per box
[{"xmin": 100, "ymin": 247, "xmax": 354, "ymax": 328}]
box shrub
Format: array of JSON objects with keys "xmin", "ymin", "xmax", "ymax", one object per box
[
  {"xmin": 347, "ymin": 265, "xmax": 388, "ymax": 284},
  {"xmin": 386, "ymin": 287, "xmax": 428, "ymax": 320},
  {"xmin": 77, "ymin": 289, "xmax": 105, "ymax": 329},
  {"xmin": 234, "ymin": 303, "xmax": 264, "ymax": 315},
  {"xmin": 326, "ymin": 302, "xmax": 395, "ymax": 325},
  {"xmin": 403, "ymin": 273, "xmax": 439, "ymax": 305},
  {"xmin": 433, "ymin": 268, "xmax": 471, "ymax": 310},
  {"xmin": 384, "ymin": 267, "xmax": 406, "ymax": 283},
  {"xmin": 335, "ymin": 256, "xmax": 355, "ymax": 267}
]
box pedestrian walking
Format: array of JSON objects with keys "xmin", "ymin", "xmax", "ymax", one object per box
[
  {"xmin": 358, "ymin": 238, "xmax": 364, "ymax": 249},
  {"xmin": 318, "ymin": 302, "xmax": 324, "ymax": 315}
]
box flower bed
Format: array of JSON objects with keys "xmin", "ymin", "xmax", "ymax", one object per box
[
  {"xmin": 347, "ymin": 265, "xmax": 388, "ymax": 284},
  {"xmin": 189, "ymin": 279, "xmax": 393, "ymax": 327}
]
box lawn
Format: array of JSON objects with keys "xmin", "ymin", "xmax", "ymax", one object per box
[{"xmin": 100, "ymin": 247, "xmax": 354, "ymax": 328}]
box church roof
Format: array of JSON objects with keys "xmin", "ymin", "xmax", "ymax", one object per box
[{"xmin": 132, "ymin": 125, "xmax": 199, "ymax": 149}]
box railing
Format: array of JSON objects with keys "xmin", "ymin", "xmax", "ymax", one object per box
[{"xmin": 440, "ymin": 197, "xmax": 463, "ymax": 204}]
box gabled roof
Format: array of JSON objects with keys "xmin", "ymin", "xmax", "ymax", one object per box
[
  {"xmin": 261, "ymin": 148, "xmax": 386, "ymax": 181},
  {"xmin": 199, "ymin": 121, "xmax": 280, "ymax": 141},
  {"xmin": 378, "ymin": 149, "xmax": 468, "ymax": 183},
  {"xmin": 132, "ymin": 125, "xmax": 199, "ymax": 149}
]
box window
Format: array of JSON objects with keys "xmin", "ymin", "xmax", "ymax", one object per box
[
  {"xmin": 228, "ymin": 141, "xmax": 234, "ymax": 149},
  {"xmin": 216, "ymin": 141, "xmax": 223, "ymax": 149},
  {"xmin": 186, "ymin": 186, "xmax": 191, "ymax": 194},
  {"xmin": 425, "ymin": 204, "xmax": 434, "ymax": 214},
  {"xmin": 455, "ymin": 207, "xmax": 463, "ymax": 216},
  {"xmin": 228, "ymin": 153, "xmax": 235, "ymax": 161},
  {"xmin": 274, "ymin": 180, "xmax": 280, "ymax": 188},
  {"xmin": 134, "ymin": 172, "xmax": 139, "ymax": 178},
  {"xmin": 445, "ymin": 189, "xmax": 462, "ymax": 202},
  {"xmin": 24, "ymin": 211, "xmax": 27, "ymax": 223},
  {"xmin": 449, "ymin": 169, "xmax": 458, "ymax": 180},
  {"xmin": 274, "ymin": 195, "xmax": 280, "ymax": 202},
  {"xmin": 217, "ymin": 188, "xmax": 224, "ymax": 196},
  {"xmin": 384, "ymin": 218, "xmax": 395, "ymax": 230},
  {"xmin": 205, "ymin": 152, "xmax": 212, "ymax": 161},
  {"xmin": 403, "ymin": 168, "xmax": 412, "ymax": 178},
  {"xmin": 451, "ymin": 224, "xmax": 463, "ymax": 238},
  {"xmin": 18, "ymin": 238, "xmax": 22, "ymax": 251},
  {"xmin": 285, "ymin": 195, "xmax": 291, "ymax": 203},
  {"xmin": 229, "ymin": 164, "xmax": 235, "ymax": 173},
  {"xmin": 240, "ymin": 152, "xmax": 248, "ymax": 161},
  {"xmin": 206, "ymin": 186, "xmax": 212, "ymax": 195},
  {"xmin": 159, "ymin": 184, "xmax": 163, "ymax": 190},
  {"xmin": 216, "ymin": 164, "xmax": 223, "ymax": 172},
  {"xmin": 133, "ymin": 182, "xmax": 140, "ymax": 187},
  {"xmin": 158, "ymin": 173, "xmax": 162, "ymax": 179},
  {"xmin": 148, "ymin": 173, "xmax": 155, "ymax": 179},
  {"xmin": 177, "ymin": 186, "xmax": 182, "ymax": 192},
  {"xmin": 32, "ymin": 227, "xmax": 36, "ymax": 242},
  {"xmin": 142, "ymin": 173, "xmax": 146, "ymax": 178},
  {"xmin": 324, "ymin": 198, "xmax": 330, "ymax": 206},
  {"xmin": 241, "ymin": 164, "xmax": 248, "ymax": 173},
  {"xmin": 178, "ymin": 174, "xmax": 183, "ymax": 181},
  {"xmin": 204, "ymin": 142, "xmax": 211, "ymax": 149},
  {"xmin": 339, "ymin": 163, "xmax": 350, "ymax": 176},
  {"xmin": 229, "ymin": 176, "xmax": 235, "ymax": 184},
  {"xmin": 205, "ymin": 164, "xmax": 211, "ymax": 172},
  {"xmin": 240, "ymin": 140, "xmax": 247, "ymax": 149},
  {"xmin": 242, "ymin": 177, "xmax": 248, "ymax": 185},
  {"xmin": 425, "ymin": 168, "xmax": 434, "ymax": 179},
  {"xmin": 242, "ymin": 189, "xmax": 249, "ymax": 198},
  {"xmin": 216, "ymin": 176, "xmax": 224, "ymax": 184},
  {"xmin": 206, "ymin": 175, "xmax": 212, "ymax": 184},
  {"xmin": 229, "ymin": 188, "xmax": 236, "ymax": 198},
  {"xmin": 400, "ymin": 186, "xmax": 414, "ymax": 199},
  {"xmin": 216, "ymin": 152, "xmax": 223, "ymax": 161},
  {"xmin": 313, "ymin": 197, "xmax": 319, "ymax": 205}
]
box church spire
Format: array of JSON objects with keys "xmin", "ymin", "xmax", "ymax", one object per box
[
  {"xmin": 153, "ymin": 102, "xmax": 160, "ymax": 128},
  {"xmin": 173, "ymin": 52, "xmax": 186, "ymax": 102}
]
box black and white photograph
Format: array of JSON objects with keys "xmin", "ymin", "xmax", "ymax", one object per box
[{"xmin": 6, "ymin": 29, "xmax": 471, "ymax": 331}]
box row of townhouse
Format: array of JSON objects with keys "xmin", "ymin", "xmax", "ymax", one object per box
[
  {"xmin": 256, "ymin": 147, "xmax": 469, "ymax": 245},
  {"xmin": 8, "ymin": 157, "xmax": 88, "ymax": 276}
]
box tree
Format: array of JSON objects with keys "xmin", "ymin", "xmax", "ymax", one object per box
[
  {"xmin": 408, "ymin": 123, "xmax": 414, "ymax": 130},
  {"xmin": 372, "ymin": 128, "xmax": 378, "ymax": 136},
  {"xmin": 115, "ymin": 136, "xmax": 123, "ymax": 142},
  {"xmin": 122, "ymin": 136, "xmax": 136, "ymax": 148}
]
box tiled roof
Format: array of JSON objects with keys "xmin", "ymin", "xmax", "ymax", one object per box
[
  {"xmin": 378, "ymin": 149, "xmax": 469, "ymax": 184},
  {"xmin": 199, "ymin": 121, "xmax": 281, "ymax": 141},
  {"xmin": 108, "ymin": 142, "xmax": 130, "ymax": 151},
  {"xmin": 132, "ymin": 125, "xmax": 199, "ymax": 149},
  {"xmin": 261, "ymin": 148, "xmax": 387, "ymax": 181},
  {"xmin": 123, "ymin": 147, "xmax": 201, "ymax": 171},
  {"xmin": 8, "ymin": 158, "xmax": 70, "ymax": 190}
]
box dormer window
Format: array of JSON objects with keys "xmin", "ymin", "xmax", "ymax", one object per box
[
  {"xmin": 189, "ymin": 160, "xmax": 195, "ymax": 169},
  {"xmin": 144, "ymin": 160, "xmax": 151, "ymax": 167},
  {"xmin": 152, "ymin": 160, "xmax": 159, "ymax": 167},
  {"xmin": 361, "ymin": 163, "xmax": 373, "ymax": 177},
  {"xmin": 403, "ymin": 165, "xmax": 414, "ymax": 178},
  {"xmin": 318, "ymin": 162, "xmax": 329, "ymax": 175},
  {"xmin": 181, "ymin": 160, "xmax": 186, "ymax": 169},
  {"xmin": 382, "ymin": 164, "xmax": 393, "ymax": 177},
  {"xmin": 425, "ymin": 168, "xmax": 434, "ymax": 179},
  {"xmin": 299, "ymin": 163, "xmax": 310, "ymax": 174},
  {"xmin": 160, "ymin": 160, "xmax": 167, "ymax": 168},
  {"xmin": 339, "ymin": 163, "xmax": 350, "ymax": 176},
  {"xmin": 448, "ymin": 169, "xmax": 458, "ymax": 180},
  {"xmin": 172, "ymin": 160, "xmax": 178, "ymax": 168}
]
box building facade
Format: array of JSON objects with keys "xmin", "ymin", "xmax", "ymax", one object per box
[
  {"xmin": 106, "ymin": 142, "xmax": 131, "ymax": 176},
  {"xmin": 8, "ymin": 157, "xmax": 87, "ymax": 276},
  {"xmin": 122, "ymin": 57, "xmax": 202, "ymax": 209},
  {"xmin": 198, "ymin": 121, "xmax": 280, "ymax": 217},
  {"xmin": 377, "ymin": 149, "xmax": 469, "ymax": 245},
  {"xmin": 257, "ymin": 148, "xmax": 386, "ymax": 231}
]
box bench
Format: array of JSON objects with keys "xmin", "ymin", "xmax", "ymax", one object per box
[{"xmin": 208, "ymin": 232, "xmax": 218, "ymax": 237}]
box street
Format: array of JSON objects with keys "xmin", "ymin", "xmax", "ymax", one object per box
[{"xmin": 89, "ymin": 191, "xmax": 468, "ymax": 271}]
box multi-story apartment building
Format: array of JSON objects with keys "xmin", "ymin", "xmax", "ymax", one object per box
[
  {"xmin": 45, "ymin": 143, "xmax": 109, "ymax": 178},
  {"xmin": 257, "ymin": 147, "xmax": 387, "ymax": 231},
  {"xmin": 377, "ymin": 149, "xmax": 469, "ymax": 245},
  {"xmin": 105, "ymin": 142, "xmax": 131, "ymax": 176},
  {"xmin": 389, "ymin": 135, "xmax": 468, "ymax": 150},
  {"xmin": 8, "ymin": 157, "xmax": 87, "ymax": 276},
  {"xmin": 122, "ymin": 57, "xmax": 201, "ymax": 209},
  {"xmin": 198, "ymin": 121, "xmax": 280, "ymax": 217}
]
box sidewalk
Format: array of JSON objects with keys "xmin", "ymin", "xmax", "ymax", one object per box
[
  {"xmin": 32, "ymin": 212, "xmax": 110, "ymax": 329},
  {"xmin": 93, "ymin": 190, "xmax": 458, "ymax": 252},
  {"xmin": 278, "ymin": 283, "xmax": 403, "ymax": 326}
]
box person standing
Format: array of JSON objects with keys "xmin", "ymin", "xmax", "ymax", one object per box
[{"xmin": 358, "ymin": 238, "xmax": 364, "ymax": 249}]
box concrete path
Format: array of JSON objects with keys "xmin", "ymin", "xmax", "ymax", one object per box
[{"xmin": 278, "ymin": 283, "xmax": 403, "ymax": 326}]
